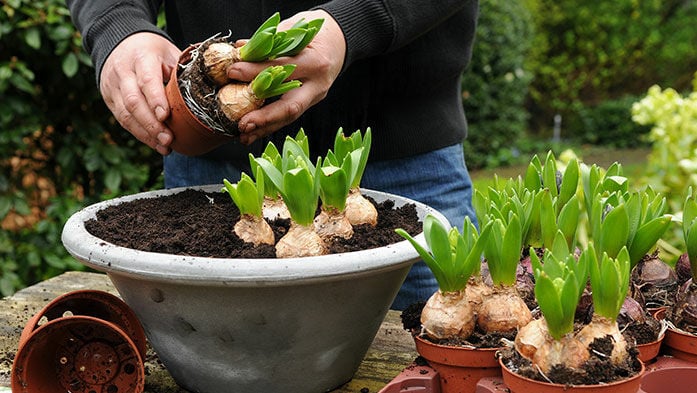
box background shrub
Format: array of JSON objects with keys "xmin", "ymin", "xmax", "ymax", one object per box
[
  {"xmin": 572, "ymin": 95, "xmax": 652, "ymax": 148},
  {"xmin": 461, "ymin": 0, "xmax": 534, "ymax": 170},
  {"xmin": 0, "ymin": 0, "xmax": 162, "ymax": 295},
  {"xmin": 524, "ymin": 0, "xmax": 697, "ymax": 137}
]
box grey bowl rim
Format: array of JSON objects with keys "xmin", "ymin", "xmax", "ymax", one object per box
[{"xmin": 61, "ymin": 185, "xmax": 449, "ymax": 286}]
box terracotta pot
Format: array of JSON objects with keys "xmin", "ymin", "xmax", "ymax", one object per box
[
  {"xmin": 499, "ymin": 357, "xmax": 644, "ymax": 393},
  {"xmin": 165, "ymin": 44, "xmax": 234, "ymax": 156},
  {"xmin": 636, "ymin": 334, "xmax": 664, "ymax": 363},
  {"xmin": 18, "ymin": 289, "xmax": 147, "ymax": 359},
  {"xmin": 11, "ymin": 315, "xmax": 145, "ymax": 393},
  {"xmin": 653, "ymin": 305, "xmax": 697, "ymax": 362},
  {"xmin": 663, "ymin": 327, "xmax": 697, "ymax": 362},
  {"xmin": 640, "ymin": 367, "xmax": 697, "ymax": 393},
  {"xmin": 413, "ymin": 335, "xmax": 501, "ymax": 393}
]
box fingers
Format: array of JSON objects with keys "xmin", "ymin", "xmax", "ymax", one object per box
[{"xmin": 99, "ymin": 33, "xmax": 180, "ymax": 155}]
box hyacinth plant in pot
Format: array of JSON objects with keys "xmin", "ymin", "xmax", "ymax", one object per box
[
  {"xmin": 500, "ymin": 240, "xmax": 645, "ymax": 393},
  {"xmin": 165, "ymin": 12, "xmax": 323, "ymax": 156},
  {"xmin": 396, "ymin": 215, "xmax": 501, "ymax": 393},
  {"xmin": 580, "ymin": 162, "xmax": 672, "ymax": 362},
  {"xmin": 60, "ymin": 128, "xmax": 451, "ymax": 393}
]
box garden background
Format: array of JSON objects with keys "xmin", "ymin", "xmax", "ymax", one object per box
[{"xmin": 2, "ymin": 0, "xmax": 697, "ymax": 295}]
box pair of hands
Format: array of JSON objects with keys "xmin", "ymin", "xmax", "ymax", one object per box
[{"xmin": 99, "ymin": 10, "xmax": 345, "ymax": 155}]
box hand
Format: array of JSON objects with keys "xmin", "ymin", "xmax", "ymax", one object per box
[
  {"xmin": 99, "ymin": 32, "xmax": 181, "ymax": 155},
  {"xmin": 227, "ymin": 10, "xmax": 346, "ymax": 145}
]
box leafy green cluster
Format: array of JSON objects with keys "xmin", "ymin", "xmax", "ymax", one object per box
[
  {"xmin": 530, "ymin": 232, "xmax": 589, "ymax": 339},
  {"xmin": 239, "ymin": 12, "xmax": 324, "ymax": 62},
  {"xmin": 581, "ymin": 162, "xmax": 672, "ymax": 268},
  {"xmin": 250, "ymin": 64, "xmax": 301, "ymax": 100},
  {"xmin": 397, "ymin": 215, "xmax": 491, "ymax": 293},
  {"xmin": 473, "ymin": 151, "xmax": 581, "ymax": 286},
  {"xmin": 221, "ymin": 167, "xmax": 265, "ymax": 218},
  {"xmin": 251, "ymin": 128, "xmax": 370, "ymax": 226},
  {"xmin": 588, "ymin": 244, "xmax": 631, "ymax": 322}
]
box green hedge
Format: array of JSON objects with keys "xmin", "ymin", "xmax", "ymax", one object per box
[
  {"xmin": 0, "ymin": 0, "xmax": 162, "ymax": 295},
  {"xmin": 461, "ymin": 0, "xmax": 534, "ymax": 169}
]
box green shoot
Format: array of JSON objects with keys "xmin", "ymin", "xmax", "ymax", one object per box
[
  {"xmin": 250, "ymin": 64, "xmax": 301, "ymax": 100},
  {"xmin": 481, "ymin": 212, "xmax": 523, "ymax": 287},
  {"xmin": 254, "ymin": 135, "xmax": 320, "ymax": 227},
  {"xmin": 332, "ymin": 128, "xmax": 372, "ymax": 189},
  {"xmin": 239, "ymin": 12, "xmax": 324, "ymax": 62},
  {"xmin": 587, "ymin": 243, "xmax": 631, "ymax": 322},
  {"xmin": 587, "ymin": 187, "xmax": 671, "ymax": 268},
  {"xmin": 530, "ymin": 231, "xmax": 589, "ymax": 340},
  {"xmin": 396, "ymin": 215, "xmax": 491, "ymax": 293},
  {"xmin": 318, "ymin": 148, "xmax": 362, "ymax": 212},
  {"xmin": 221, "ymin": 167, "xmax": 265, "ymax": 218},
  {"xmin": 249, "ymin": 142, "xmax": 282, "ymax": 200}
]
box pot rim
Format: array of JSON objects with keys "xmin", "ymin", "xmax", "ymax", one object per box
[{"xmin": 61, "ymin": 185, "xmax": 446, "ymax": 286}]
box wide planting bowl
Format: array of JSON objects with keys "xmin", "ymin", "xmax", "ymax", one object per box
[{"xmin": 61, "ymin": 185, "xmax": 446, "ymax": 393}]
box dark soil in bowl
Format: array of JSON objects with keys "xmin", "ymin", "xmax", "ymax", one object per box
[{"xmin": 84, "ymin": 188, "xmax": 421, "ymax": 258}]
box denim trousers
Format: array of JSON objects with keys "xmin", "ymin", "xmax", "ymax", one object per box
[{"xmin": 163, "ymin": 143, "xmax": 477, "ymax": 310}]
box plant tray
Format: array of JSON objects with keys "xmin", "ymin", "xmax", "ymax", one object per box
[{"xmin": 378, "ymin": 356, "xmax": 697, "ymax": 393}]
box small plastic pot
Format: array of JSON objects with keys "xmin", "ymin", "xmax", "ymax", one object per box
[
  {"xmin": 499, "ymin": 357, "xmax": 644, "ymax": 393},
  {"xmin": 165, "ymin": 44, "xmax": 234, "ymax": 156},
  {"xmin": 640, "ymin": 367, "xmax": 697, "ymax": 393},
  {"xmin": 19, "ymin": 289, "xmax": 146, "ymax": 359},
  {"xmin": 12, "ymin": 315, "xmax": 145, "ymax": 393},
  {"xmin": 413, "ymin": 335, "xmax": 501, "ymax": 393},
  {"xmin": 636, "ymin": 334, "xmax": 664, "ymax": 363}
]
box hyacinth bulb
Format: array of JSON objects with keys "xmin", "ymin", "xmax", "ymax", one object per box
[
  {"xmin": 218, "ymin": 83, "xmax": 263, "ymax": 123},
  {"xmin": 203, "ymin": 42, "xmax": 240, "ymax": 86}
]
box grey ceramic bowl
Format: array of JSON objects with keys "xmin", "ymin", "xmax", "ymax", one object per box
[{"xmin": 61, "ymin": 185, "xmax": 447, "ymax": 393}]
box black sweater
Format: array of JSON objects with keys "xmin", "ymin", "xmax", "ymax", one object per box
[{"xmin": 67, "ymin": 0, "xmax": 479, "ymax": 162}]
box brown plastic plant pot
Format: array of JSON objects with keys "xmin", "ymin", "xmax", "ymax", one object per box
[
  {"xmin": 12, "ymin": 315, "xmax": 145, "ymax": 393},
  {"xmin": 640, "ymin": 367, "xmax": 697, "ymax": 393},
  {"xmin": 499, "ymin": 357, "xmax": 645, "ymax": 393},
  {"xmin": 165, "ymin": 44, "xmax": 234, "ymax": 156},
  {"xmin": 413, "ymin": 335, "xmax": 501, "ymax": 393},
  {"xmin": 663, "ymin": 327, "xmax": 697, "ymax": 362},
  {"xmin": 19, "ymin": 289, "xmax": 147, "ymax": 360},
  {"xmin": 636, "ymin": 334, "xmax": 664, "ymax": 363}
]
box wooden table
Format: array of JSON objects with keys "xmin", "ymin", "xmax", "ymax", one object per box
[{"xmin": 0, "ymin": 271, "xmax": 418, "ymax": 392}]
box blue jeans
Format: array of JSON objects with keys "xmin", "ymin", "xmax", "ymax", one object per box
[{"xmin": 164, "ymin": 143, "xmax": 477, "ymax": 310}]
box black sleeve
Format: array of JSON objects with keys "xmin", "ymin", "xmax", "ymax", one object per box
[
  {"xmin": 316, "ymin": 0, "xmax": 476, "ymax": 68},
  {"xmin": 66, "ymin": 0, "xmax": 170, "ymax": 83}
]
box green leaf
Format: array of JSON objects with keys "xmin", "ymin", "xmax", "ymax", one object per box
[
  {"xmin": 24, "ymin": 27, "xmax": 41, "ymax": 49},
  {"xmin": 283, "ymin": 163, "xmax": 319, "ymax": 226},
  {"xmin": 534, "ymin": 273, "xmax": 566, "ymax": 339},
  {"xmin": 557, "ymin": 194, "xmax": 580, "ymax": 250},
  {"xmin": 318, "ymin": 161, "xmax": 349, "ymax": 211},
  {"xmin": 599, "ymin": 204, "xmax": 629, "ymax": 259},
  {"xmin": 62, "ymin": 53, "xmax": 80, "ymax": 78},
  {"xmin": 558, "ymin": 158, "xmax": 579, "ymax": 208},
  {"xmin": 628, "ymin": 215, "xmax": 671, "ymax": 267}
]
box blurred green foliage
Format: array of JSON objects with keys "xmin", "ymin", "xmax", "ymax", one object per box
[
  {"xmin": 0, "ymin": 0, "xmax": 162, "ymax": 296},
  {"xmin": 524, "ymin": 0, "xmax": 697, "ymax": 137}
]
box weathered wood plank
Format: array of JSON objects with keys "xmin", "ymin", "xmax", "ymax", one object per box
[{"xmin": 0, "ymin": 272, "xmax": 416, "ymax": 392}]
